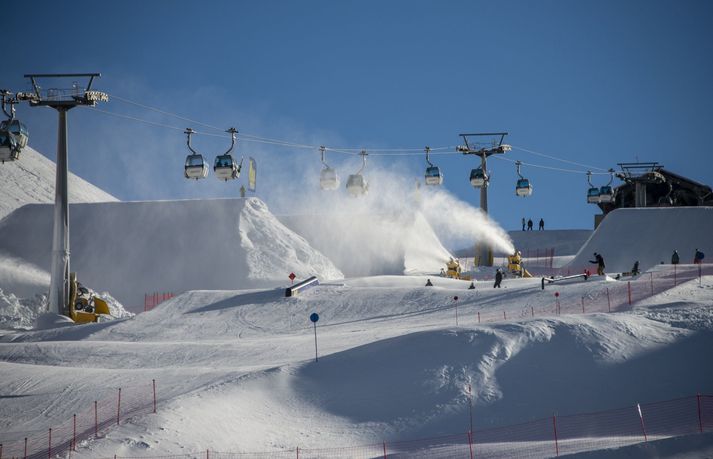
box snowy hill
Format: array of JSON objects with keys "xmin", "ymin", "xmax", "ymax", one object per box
[
  {"xmin": 0, "ymin": 146, "xmax": 117, "ymax": 220},
  {"xmin": 0, "ymin": 198, "xmax": 342, "ymax": 310},
  {"xmin": 567, "ymin": 207, "xmax": 713, "ymax": 273}
]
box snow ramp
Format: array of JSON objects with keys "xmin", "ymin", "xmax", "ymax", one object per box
[
  {"xmin": 0, "ymin": 197, "xmax": 342, "ymax": 309},
  {"xmin": 566, "ymin": 207, "xmax": 713, "ymax": 273}
]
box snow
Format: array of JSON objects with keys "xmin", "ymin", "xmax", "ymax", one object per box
[
  {"xmin": 0, "ymin": 146, "xmax": 117, "ymax": 221},
  {"xmin": 0, "ymin": 150, "xmax": 712, "ymax": 457}
]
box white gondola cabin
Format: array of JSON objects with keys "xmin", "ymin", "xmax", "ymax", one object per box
[
  {"xmin": 515, "ymin": 178, "xmax": 533, "ymax": 197},
  {"xmin": 184, "ymin": 154, "xmax": 209, "ymax": 179},
  {"xmin": 598, "ymin": 185, "xmax": 614, "ymax": 203},
  {"xmin": 320, "ymin": 167, "xmax": 339, "ymax": 190},
  {"xmin": 346, "ymin": 174, "xmax": 367, "ymax": 196},
  {"xmin": 587, "ymin": 187, "xmax": 601, "ymax": 203},
  {"xmin": 0, "ymin": 119, "xmax": 29, "ymax": 163},
  {"xmin": 469, "ymin": 168, "xmax": 487, "ymax": 188},
  {"xmin": 214, "ymin": 154, "xmax": 240, "ymax": 181},
  {"xmin": 425, "ymin": 166, "xmax": 443, "ymax": 186}
]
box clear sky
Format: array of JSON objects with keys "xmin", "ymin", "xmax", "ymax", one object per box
[{"xmin": 3, "ymin": 0, "xmax": 713, "ymax": 231}]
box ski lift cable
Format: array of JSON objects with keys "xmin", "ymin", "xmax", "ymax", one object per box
[
  {"xmin": 493, "ymin": 155, "xmax": 611, "ymax": 175},
  {"xmin": 510, "ymin": 145, "xmax": 609, "ymax": 172}
]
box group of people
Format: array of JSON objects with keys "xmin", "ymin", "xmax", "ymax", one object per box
[
  {"xmin": 522, "ymin": 218, "xmax": 545, "ymax": 231},
  {"xmin": 671, "ymin": 249, "xmax": 705, "ymax": 265}
]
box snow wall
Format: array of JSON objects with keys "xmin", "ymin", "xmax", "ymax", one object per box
[
  {"xmin": 0, "ymin": 198, "xmax": 342, "ymax": 310},
  {"xmin": 0, "ymin": 146, "xmax": 117, "ymax": 220},
  {"xmin": 567, "ymin": 207, "xmax": 713, "ymax": 272}
]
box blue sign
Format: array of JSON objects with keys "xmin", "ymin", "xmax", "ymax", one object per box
[{"xmin": 310, "ymin": 313, "xmax": 319, "ymax": 323}]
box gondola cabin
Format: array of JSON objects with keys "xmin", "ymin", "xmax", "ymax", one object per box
[
  {"xmin": 184, "ymin": 154, "xmax": 209, "ymax": 179},
  {"xmin": 0, "ymin": 119, "xmax": 29, "ymax": 163},
  {"xmin": 346, "ymin": 174, "xmax": 367, "ymax": 196},
  {"xmin": 587, "ymin": 187, "xmax": 601, "ymax": 203},
  {"xmin": 515, "ymin": 178, "xmax": 533, "ymax": 197},
  {"xmin": 214, "ymin": 154, "xmax": 240, "ymax": 181},
  {"xmin": 320, "ymin": 167, "xmax": 339, "ymax": 190},
  {"xmin": 425, "ymin": 166, "xmax": 443, "ymax": 186},
  {"xmin": 598, "ymin": 185, "xmax": 614, "ymax": 203},
  {"xmin": 469, "ymin": 168, "xmax": 487, "ymax": 188}
]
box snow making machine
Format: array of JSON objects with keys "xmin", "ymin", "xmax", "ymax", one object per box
[
  {"xmin": 445, "ymin": 258, "xmax": 471, "ymax": 281},
  {"xmin": 507, "ymin": 251, "xmax": 532, "ymax": 278},
  {"xmin": 68, "ymin": 272, "xmax": 111, "ymax": 323}
]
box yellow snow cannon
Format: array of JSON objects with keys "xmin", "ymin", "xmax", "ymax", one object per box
[
  {"xmin": 507, "ymin": 251, "xmax": 532, "ymax": 278},
  {"xmin": 68, "ymin": 272, "xmax": 111, "ymax": 323}
]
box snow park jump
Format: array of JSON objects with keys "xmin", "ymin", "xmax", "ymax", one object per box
[{"xmin": 2, "ymin": 11, "xmax": 713, "ymax": 457}]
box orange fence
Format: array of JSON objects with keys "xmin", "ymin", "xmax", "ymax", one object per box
[{"xmin": 144, "ymin": 292, "xmax": 175, "ymax": 312}]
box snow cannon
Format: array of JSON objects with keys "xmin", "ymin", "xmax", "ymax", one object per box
[{"xmin": 68, "ymin": 272, "xmax": 111, "ymax": 323}]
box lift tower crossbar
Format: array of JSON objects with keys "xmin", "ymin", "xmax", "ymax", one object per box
[{"xmin": 22, "ymin": 73, "xmax": 108, "ymax": 316}]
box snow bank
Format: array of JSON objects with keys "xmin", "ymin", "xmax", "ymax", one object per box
[
  {"xmin": 0, "ymin": 197, "xmax": 342, "ymax": 310},
  {"xmin": 567, "ymin": 207, "xmax": 713, "ymax": 272},
  {"xmin": 0, "ymin": 146, "xmax": 117, "ymax": 221}
]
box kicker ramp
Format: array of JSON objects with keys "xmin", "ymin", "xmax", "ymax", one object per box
[{"xmin": 566, "ymin": 207, "xmax": 713, "ymax": 273}]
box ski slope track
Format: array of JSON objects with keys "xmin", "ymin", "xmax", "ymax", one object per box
[
  {"xmin": 0, "ymin": 272, "xmax": 712, "ymax": 457},
  {"xmin": 567, "ymin": 207, "xmax": 713, "ymax": 273},
  {"xmin": 0, "ymin": 197, "xmax": 342, "ymax": 309}
]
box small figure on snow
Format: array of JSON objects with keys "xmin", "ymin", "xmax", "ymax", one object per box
[
  {"xmin": 522, "ymin": 217, "xmax": 526, "ymax": 231},
  {"xmin": 694, "ymin": 249, "xmax": 705, "ymax": 264},
  {"xmin": 589, "ymin": 252, "xmax": 605, "ymax": 276},
  {"xmin": 493, "ymin": 268, "xmax": 503, "ymax": 288},
  {"xmin": 240, "ymin": 185, "xmax": 246, "ymax": 198},
  {"xmin": 527, "ymin": 219, "xmax": 533, "ymax": 231},
  {"xmin": 631, "ymin": 261, "xmax": 640, "ymax": 276},
  {"xmin": 468, "ymin": 281, "xmax": 475, "ymax": 290},
  {"xmin": 439, "ymin": 268, "xmax": 446, "ymax": 277},
  {"xmin": 425, "ymin": 278, "xmax": 433, "ymax": 287},
  {"xmin": 671, "ymin": 250, "xmax": 680, "ymax": 265},
  {"xmin": 538, "ymin": 218, "xmax": 544, "ymax": 231}
]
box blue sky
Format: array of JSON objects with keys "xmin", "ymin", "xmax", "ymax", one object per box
[{"xmin": 4, "ymin": 0, "xmax": 712, "ymax": 231}]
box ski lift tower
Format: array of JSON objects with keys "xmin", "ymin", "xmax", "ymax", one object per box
[
  {"xmin": 615, "ymin": 162, "xmax": 665, "ymax": 208},
  {"xmin": 457, "ymin": 132, "xmax": 510, "ymax": 266},
  {"xmin": 21, "ymin": 74, "xmax": 108, "ymax": 316}
]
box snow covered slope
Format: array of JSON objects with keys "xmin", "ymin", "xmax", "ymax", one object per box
[
  {"xmin": 0, "ymin": 198, "xmax": 342, "ymax": 309},
  {"xmin": 0, "ymin": 146, "xmax": 117, "ymax": 220},
  {"xmin": 567, "ymin": 207, "xmax": 713, "ymax": 272}
]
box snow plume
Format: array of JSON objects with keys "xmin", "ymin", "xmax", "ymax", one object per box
[
  {"xmin": 417, "ymin": 188, "xmax": 515, "ymax": 256},
  {"xmin": 274, "ymin": 164, "xmax": 512, "ymax": 276}
]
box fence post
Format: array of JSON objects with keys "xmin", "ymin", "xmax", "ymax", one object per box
[
  {"xmin": 700, "ymin": 264, "xmax": 702, "ymax": 286},
  {"xmin": 552, "ymin": 414, "xmax": 559, "ymax": 457},
  {"xmin": 94, "ymin": 401, "xmax": 98, "ymax": 437},
  {"xmin": 296, "ymin": 446, "xmax": 299, "ymax": 459},
  {"xmin": 581, "ymin": 296, "xmax": 585, "ymax": 314},
  {"xmin": 531, "ymin": 306, "xmax": 534, "ymax": 317},
  {"xmin": 73, "ymin": 414, "xmax": 77, "ymax": 451},
  {"xmin": 117, "ymin": 388, "xmax": 122, "ymax": 425},
  {"xmin": 503, "ymin": 311, "xmax": 506, "ymax": 320},
  {"xmin": 637, "ymin": 403, "xmax": 648, "ymax": 442},
  {"xmin": 467, "ymin": 431, "xmax": 474, "ymax": 459},
  {"xmin": 206, "ymin": 449, "xmax": 209, "ymax": 459},
  {"xmin": 24, "ymin": 437, "xmax": 27, "ymax": 459},
  {"xmin": 698, "ymin": 393, "xmax": 704, "ymax": 434},
  {"xmin": 153, "ymin": 379, "xmax": 157, "ymax": 414},
  {"xmin": 383, "ymin": 441, "xmax": 387, "ymax": 459},
  {"xmin": 606, "ymin": 287, "xmax": 611, "ymax": 313},
  {"xmin": 650, "ymin": 272, "xmax": 654, "ymax": 295},
  {"xmin": 477, "ymin": 311, "xmax": 480, "ymax": 324},
  {"xmin": 48, "ymin": 428, "xmax": 51, "ymax": 459},
  {"xmin": 627, "ymin": 282, "xmax": 632, "ymax": 306}
]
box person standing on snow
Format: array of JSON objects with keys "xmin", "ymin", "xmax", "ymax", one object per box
[
  {"xmin": 538, "ymin": 218, "xmax": 544, "ymax": 230},
  {"xmin": 527, "ymin": 219, "xmax": 533, "ymax": 231},
  {"xmin": 589, "ymin": 252, "xmax": 605, "ymax": 276},
  {"xmin": 522, "ymin": 217, "xmax": 526, "ymax": 231},
  {"xmin": 671, "ymin": 250, "xmax": 680, "ymax": 265},
  {"xmin": 694, "ymin": 249, "xmax": 705, "ymax": 264},
  {"xmin": 493, "ymin": 268, "xmax": 503, "ymax": 288}
]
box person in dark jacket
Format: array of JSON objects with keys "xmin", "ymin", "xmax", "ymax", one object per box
[
  {"xmin": 631, "ymin": 261, "xmax": 640, "ymax": 276},
  {"xmin": 694, "ymin": 249, "xmax": 705, "ymax": 264},
  {"xmin": 589, "ymin": 252, "xmax": 605, "ymax": 276},
  {"xmin": 493, "ymin": 268, "xmax": 503, "ymax": 288},
  {"xmin": 538, "ymin": 218, "xmax": 544, "ymax": 230},
  {"xmin": 671, "ymin": 250, "xmax": 679, "ymax": 265},
  {"xmin": 527, "ymin": 219, "xmax": 533, "ymax": 231},
  {"xmin": 425, "ymin": 278, "xmax": 433, "ymax": 287}
]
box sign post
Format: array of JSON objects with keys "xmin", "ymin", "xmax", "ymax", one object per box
[
  {"xmin": 454, "ymin": 296, "xmax": 459, "ymax": 326},
  {"xmin": 310, "ymin": 313, "xmax": 320, "ymax": 362}
]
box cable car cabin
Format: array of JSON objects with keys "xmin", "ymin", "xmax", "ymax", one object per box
[
  {"xmin": 587, "ymin": 187, "xmax": 601, "ymax": 203},
  {"xmin": 214, "ymin": 154, "xmax": 240, "ymax": 181},
  {"xmin": 469, "ymin": 168, "xmax": 487, "ymax": 188},
  {"xmin": 320, "ymin": 167, "xmax": 339, "ymax": 190},
  {"xmin": 515, "ymin": 178, "xmax": 533, "ymax": 197},
  {"xmin": 425, "ymin": 166, "xmax": 443, "ymax": 186},
  {"xmin": 346, "ymin": 174, "xmax": 367, "ymax": 197},
  {"xmin": 598, "ymin": 185, "xmax": 614, "ymax": 203},
  {"xmin": 184, "ymin": 154, "xmax": 209, "ymax": 179},
  {"xmin": 0, "ymin": 119, "xmax": 29, "ymax": 162}
]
